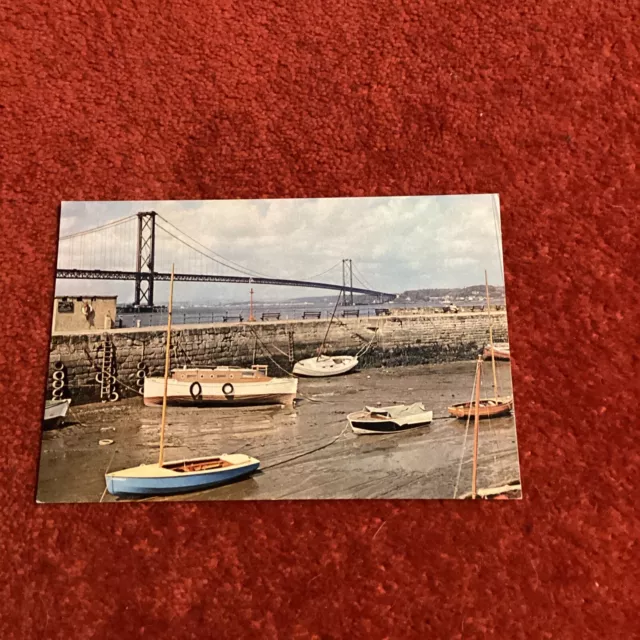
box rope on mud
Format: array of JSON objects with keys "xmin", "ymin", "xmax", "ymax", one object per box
[
  {"xmin": 453, "ymin": 364, "xmax": 479, "ymax": 499},
  {"xmin": 260, "ymin": 420, "xmax": 350, "ymax": 471},
  {"xmin": 99, "ymin": 448, "xmax": 117, "ymax": 503}
]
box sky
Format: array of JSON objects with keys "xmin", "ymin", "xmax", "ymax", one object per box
[{"xmin": 56, "ymin": 195, "xmax": 505, "ymax": 304}]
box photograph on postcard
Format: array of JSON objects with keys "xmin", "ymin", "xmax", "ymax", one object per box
[{"xmin": 37, "ymin": 195, "xmax": 521, "ymax": 502}]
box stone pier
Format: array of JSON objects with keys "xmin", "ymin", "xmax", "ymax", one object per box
[{"xmin": 46, "ymin": 312, "xmax": 509, "ymax": 405}]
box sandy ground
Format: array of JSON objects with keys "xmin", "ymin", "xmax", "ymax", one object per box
[{"xmin": 36, "ymin": 361, "xmax": 521, "ymax": 502}]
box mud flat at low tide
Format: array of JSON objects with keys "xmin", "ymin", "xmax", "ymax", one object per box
[{"xmin": 36, "ymin": 362, "xmax": 521, "ymax": 502}]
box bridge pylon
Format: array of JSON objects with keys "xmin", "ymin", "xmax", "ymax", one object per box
[
  {"xmin": 134, "ymin": 211, "xmax": 157, "ymax": 307},
  {"xmin": 341, "ymin": 259, "xmax": 354, "ymax": 306}
]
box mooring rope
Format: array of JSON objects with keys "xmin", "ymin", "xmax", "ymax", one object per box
[
  {"xmin": 452, "ymin": 364, "xmax": 479, "ymax": 499},
  {"xmin": 259, "ymin": 420, "xmax": 351, "ymax": 471}
]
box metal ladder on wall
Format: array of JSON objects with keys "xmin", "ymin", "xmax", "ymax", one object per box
[
  {"xmin": 98, "ymin": 337, "xmax": 115, "ymax": 401},
  {"xmin": 287, "ymin": 330, "xmax": 295, "ymax": 364}
]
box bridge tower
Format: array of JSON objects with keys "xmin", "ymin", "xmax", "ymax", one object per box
[
  {"xmin": 134, "ymin": 211, "xmax": 157, "ymax": 307},
  {"xmin": 341, "ymin": 259, "xmax": 354, "ymax": 306}
]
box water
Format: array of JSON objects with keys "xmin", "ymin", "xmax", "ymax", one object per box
[{"xmin": 116, "ymin": 299, "xmax": 503, "ymax": 329}]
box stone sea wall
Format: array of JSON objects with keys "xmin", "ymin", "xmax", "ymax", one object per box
[{"xmin": 47, "ymin": 312, "xmax": 509, "ymax": 405}]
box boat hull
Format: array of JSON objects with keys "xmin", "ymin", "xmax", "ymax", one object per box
[
  {"xmin": 143, "ymin": 376, "xmax": 298, "ymax": 407},
  {"xmin": 448, "ymin": 397, "xmax": 513, "ymax": 419},
  {"xmin": 43, "ymin": 398, "xmax": 71, "ymax": 429},
  {"xmin": 482, "ymin": 343, "xmax": 510, "ymax": 361},
  {"xmin": 347, "ymin": 408, "xmax": 433, "ymax": 435},
  {"xmin": 105, "ymin": 454, "xmax": 260, "ymax": 497},
  {"xmin": 293, "ymin": 355, "xmax": 358, "ymax": 378}
]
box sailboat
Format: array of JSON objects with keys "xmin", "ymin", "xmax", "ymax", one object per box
[
  {"xmin": 456, "ymin": 356, "xmax": 521, "ymax": 500},
  {"xmin": 105, "ymin": 266, "xmax": 260, "ymax": 498},
  {"xmin": 292, "ymin": 289, "xmax": 359, "ymax": 377},
  {"xmin": 448, "ymin": 272, "xmax": 513, "ymax": 419}
]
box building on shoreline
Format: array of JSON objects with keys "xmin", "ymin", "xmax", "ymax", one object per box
[{"xmin": 52, "ymin": 295, "xmax": 118, "ymax": 332}]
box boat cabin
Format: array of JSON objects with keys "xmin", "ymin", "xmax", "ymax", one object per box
[{"xmin": 172, "ymin": 364, "xmax": 271, "ymax": 383}]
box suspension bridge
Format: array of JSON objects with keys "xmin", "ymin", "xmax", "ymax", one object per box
[{"xmin": 57, "ymin": 212, "xmax": 395, "ymax": 307}]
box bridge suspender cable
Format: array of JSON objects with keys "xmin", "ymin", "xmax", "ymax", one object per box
[
  {"xmin": 156, "ymin": 214, "xmax": 269, "ymax": 278},
  {"xmin": 59, "ymin": 214, "xmax": 137, "ymax": 240}
]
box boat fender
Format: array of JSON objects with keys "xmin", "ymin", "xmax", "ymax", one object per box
[
  {"xmin": 222, "ymin": 383, "xmax": 234, "ymax": 396},
  {"xmin": 52, "ymin": 379, "xmax": 64, "ymax": 390},
  {"xmin": 52, "ymin": 370, "xmax": 65, "ymax": 381},
  {"xmin": 190, "ymin": 381, "xmax": 202, "ymax": 401},
  {"xmin": 109, "ymin": 391, "xmax": 119, "ymax": 402}
]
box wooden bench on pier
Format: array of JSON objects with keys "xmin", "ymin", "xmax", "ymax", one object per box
[
  {"xmin": 342, "ymin": 309, "xmax": 360, "ymax": 318},
  {"xmin": 222, "ymin": 315, "xmax": 244, "ymax": 323},
  {"xmin": 261, "ymin": 312, "xmax": 281, "ymax": 321},
  {"xmin": 302, "ymin": 311, "xmax": 322, "ymax": 319}
]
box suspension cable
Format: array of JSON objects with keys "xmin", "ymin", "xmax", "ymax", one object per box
[
  {"xmin": 155, "ymin": 223, "xmax": 258, "ymax": 276},
  {"xmin": 156, "ymin": 214, "xmax": 269, "ymax": 278},
  {"xmin": 59, "ymin": 214, "xmax": 136, "ymax": 240}
]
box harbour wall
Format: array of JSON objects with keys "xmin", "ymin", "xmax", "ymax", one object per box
[{"xmin": 47, "ymin": 312, "xmax": 509, "ymax": 405}]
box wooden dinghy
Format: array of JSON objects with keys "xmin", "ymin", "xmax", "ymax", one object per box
[
  {"xmin": 348, "ymin": 403, "xmax": 433, "ymax": 434},
  {"xmin": 105, "ymin": 453, "xmax": 260, "ymax": 497},
  {"xmin": 144, "ymin": 364, "xmax": 298, "ymax": 407},
  {"xmin": 483, "ymin": 342, "xmax": 510, "ymax": 361},
  {"xmin": 293, "ymin": 355, "xmax": 358, "ymax": 378},
  {"xmin": 448, "ymin": 397, "xmax": 513, "ymax": 419},
  {"xmin": 43, "ymin": 398, "xmax": 71, "ymax": 429},
  {"xmin": 106, "ymin": 266, "xmax": 260, "ymax": 499}
]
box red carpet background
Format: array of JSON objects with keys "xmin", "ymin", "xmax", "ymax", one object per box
[{"xmin": 1, "ymin": 1, "xmax": 637, "ymax": 638}]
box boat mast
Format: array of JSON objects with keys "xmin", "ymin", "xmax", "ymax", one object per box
[
  {"xmin": 484, "ymin": 270, "xmax": 499, "ymax": 400},
  {"xmin": 317, "ymin": 288, "xmax": 343, "ymax": 361},
  {"xmin": 158, "ymin": 265, "xmax": 175, "ymax": 467},
  {"xmin": 472, "ymin": 355, "xmax": 482, "ymax": 499}
]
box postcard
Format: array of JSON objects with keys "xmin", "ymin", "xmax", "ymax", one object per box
[{"xmin": 37, "ymin": 195, "xmax": 521, "ymax": 502}]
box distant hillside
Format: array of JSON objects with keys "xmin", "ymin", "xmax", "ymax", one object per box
[{"xmin": 395, "ymin": 285, "xmax": 505, "ymax": 303}]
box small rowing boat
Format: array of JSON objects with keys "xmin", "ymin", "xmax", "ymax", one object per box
[
  {"xmin": 43, "ymin": 398, "xmax": 71, "ymax": 429},
  {"xmin": 293, "ymin": 355, "xmax": 358, "ymax": 377},
  {"xmin": 348, "ymin": 403, "xmax": 433, "ymax": 434},
  {"xmin": 448, "ymin": 397, "xmax": 513, "ymax": 419},
  {"xmin": 483, "ymin": 342, "xmax": 510, "ymax": 360}
]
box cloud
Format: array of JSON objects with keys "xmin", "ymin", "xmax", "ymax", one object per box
[{"xmin": 55, "ymin": 195, "xmax": 504, "ymax": 302}]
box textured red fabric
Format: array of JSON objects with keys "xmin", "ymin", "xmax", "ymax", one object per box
[{"xmin": 1, "ymin": 1, "xmax": 638, "ymax": 638}]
